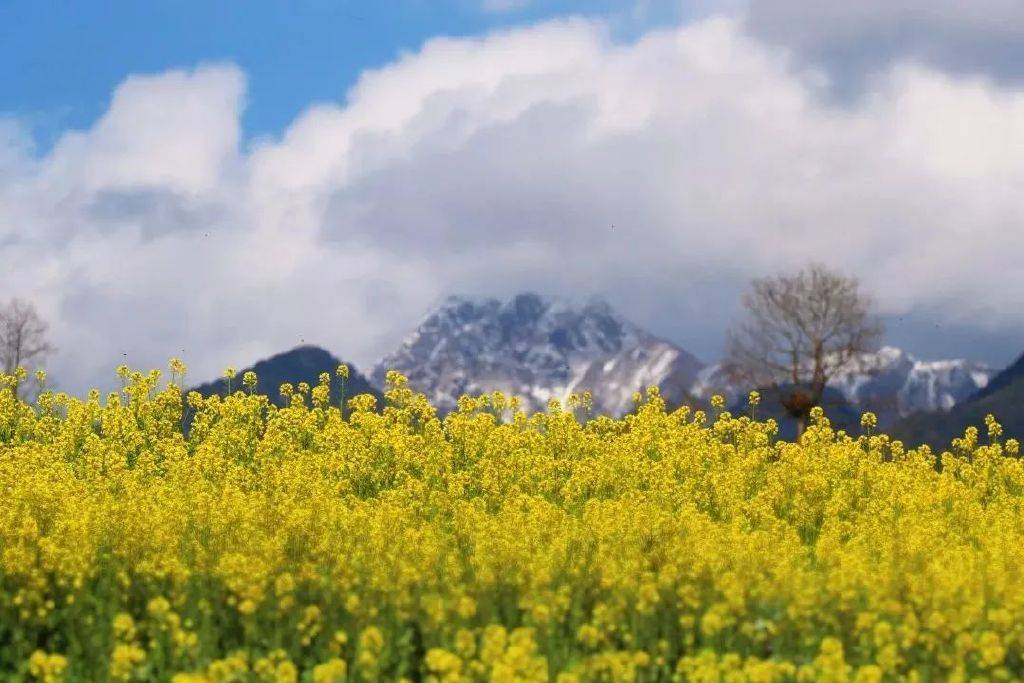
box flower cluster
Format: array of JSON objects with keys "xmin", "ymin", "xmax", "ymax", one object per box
[{"xmin": 2, "ymin": 362, "xmax": 1023, "ymax": 680}]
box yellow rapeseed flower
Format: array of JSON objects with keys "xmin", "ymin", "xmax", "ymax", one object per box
[{"xmin": 2, "ymin": 360, "xmax": 1024, "ymax": 678}]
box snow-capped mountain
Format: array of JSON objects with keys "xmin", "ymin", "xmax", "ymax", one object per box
[
  {"xmin": 373, "ymin": 293, "xmax": 703, "ymax": 415},
  {"xmin": 830, "ymin": 346, "xmax": 993, "ymax": 418},
  {"xmin": 894, "ymin": 349, "xmax": 1024, "ymax": 447},
  {"xmin": 690, "ymin": 346, "xmax": 994, "ymax": 424}
]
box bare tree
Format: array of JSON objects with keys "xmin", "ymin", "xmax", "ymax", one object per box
[
  {"xmin": 0, "ymin": 298, "xmax": 55, "ymax": 399},
  {"xmin": 724, "ymin": 263, "xmax": 882, "ymax": 435}
]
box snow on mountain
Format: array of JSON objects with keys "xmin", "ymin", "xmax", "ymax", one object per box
[
  {"xmin": 373, "ymin": 293, "xmax": 703, "ymax": 415},
  {"xmin": 831, "ymin": 346, "xmax": 993, "ymax": 418},
  {"xmin": 375, "ymin": 293, "xmax": 991, "ymax": 422},
  {"xmin": 690, "ymin": 346, "xmax": 994, "ymax": 423},
  {"xmin": 893, "ymin": 349, "xmax": 1024, "ymax": 447}
]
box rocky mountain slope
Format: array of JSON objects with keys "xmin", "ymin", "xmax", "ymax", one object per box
[{"xmin": 373, "ymin": 293, "xmax": 704, "ymax": 415}]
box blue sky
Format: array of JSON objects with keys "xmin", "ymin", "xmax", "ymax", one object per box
[
  {"xmin": 0, "ymin": 1, "xmax": 688, "ymax": 148},
  {"xmin": 2, "ymin": 0, "xmax": 1024, "ymax": 392}
]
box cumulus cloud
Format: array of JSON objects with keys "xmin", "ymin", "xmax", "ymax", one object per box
[
  {"xmin": 2, "ymin": 14, "xmax": 1024, "ymax": 394},
  {"xmin": 743, "ymin": 0, "xmax": 1024, "ymax": 94}
]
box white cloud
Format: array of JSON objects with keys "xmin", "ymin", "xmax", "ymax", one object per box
[
  {"xmin": 3, "ymin": 15, "xmax": 1024, "ymax": 394},
  {"xmin": 44, "ymin": 66, "xmax": 244, "ymax": 195}
]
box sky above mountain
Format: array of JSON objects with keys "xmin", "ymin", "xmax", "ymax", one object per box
[{"xmin": 2, "ymin": 1, "xmax": 1023, "ymax": 394}]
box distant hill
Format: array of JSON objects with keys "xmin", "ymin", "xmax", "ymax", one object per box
[
  {"xmin": 893, "ymin": 351, "xmax": 1024, "ymax": 449},
  {"xmin": 189, "ymin": 345, "xmax": 381, "ymax": 408},
  {"xmin": 969, "ymin": 351, "xmax": 1024, "ymax": 402},
  {"xmin": 374, "ymin": 293, "xmax": 704, "ymax": 416}
]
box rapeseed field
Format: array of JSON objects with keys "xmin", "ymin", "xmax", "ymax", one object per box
[{"xmin": 2, "ymin": 363, "xmax": 1022, "ymax": 681}]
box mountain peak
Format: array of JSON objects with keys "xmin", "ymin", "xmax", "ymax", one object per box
[
  {"xmin": 503, "ymin": 291, "xmax": 548, "ymax": 323},
  {"xmin": 374, "ymin": 293, "xmax": 702, "ymax": 415},
  {"xmin": 190, "ymin": 344, "xmax": 381, "ymax": 407},
  {"xmin": 268, "ymin": 344, "xmax": 336, "ymax": 364}
]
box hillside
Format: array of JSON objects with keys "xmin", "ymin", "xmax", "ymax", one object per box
[
  {"xmin": 189, "ymin": 345, "xmax": 381, "ymax": 408},
  {"xmin": 893, "ymin": 351, "xmax": 1024, "ymax": 449}
]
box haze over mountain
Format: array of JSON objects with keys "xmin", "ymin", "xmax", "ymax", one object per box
[{"xmin": 372, "ymin": 293, "xmax": 704, "ymax": 416}]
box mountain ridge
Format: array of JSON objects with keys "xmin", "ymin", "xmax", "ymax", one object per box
[
  {"xmin": 691, "ymin": 345, "xmax": 993, "ymax": 428},
  {"xmin": 183, "ymin": 298, "xmax": 1002, "ymax": 434},
  {"xmin": 893, "ymin": 350, "xmax": 1024, "ymax": 448},
  {"xmin": 372, "ymin": 292, "xmax": 704, "ymax": 416}
]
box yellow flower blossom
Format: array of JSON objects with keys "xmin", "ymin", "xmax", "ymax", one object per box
[
  {"xmin": 109, "ymin": 643, "xmax": 146, "ymax": 681},
  {"xmin": 311, "ymin": 658, "xmax": 347, "ymax": 683},
  {"xmin": 28, "ymin": 651, "xmax": 68, "ymax": 683},
  {"xmin": 2, "ymin": 361, "xmax": 1024, "ymax": 678}
]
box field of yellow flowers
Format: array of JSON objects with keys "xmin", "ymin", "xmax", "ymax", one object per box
[{"xmin": 2, "ymin": 362, "xmax": 1024, "ymax": 682}]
